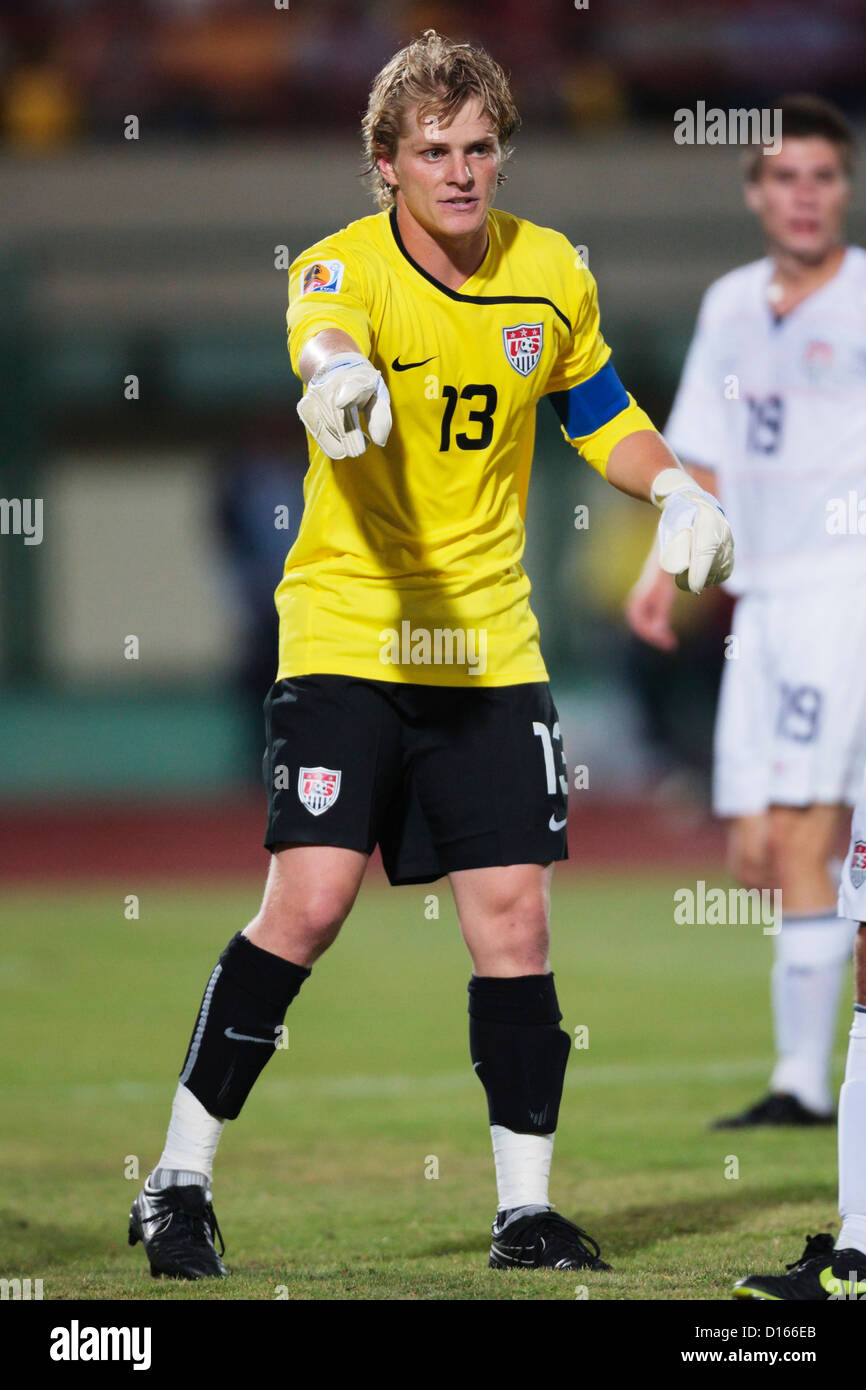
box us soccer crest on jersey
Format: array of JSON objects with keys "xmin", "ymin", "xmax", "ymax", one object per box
[
  {"xmin": 851, "ymin": 842, "xmax": 866, "ymax": 889},
  {"xmin": 503, "ymin": 323, "xmax": 543, "ymax": 376},
  {"xmin": 297, "ymin": 766, "xmax": 341, "ymax": 816},
  {"xmin": 839, "ymin": 776, "xmax": 866, "ymax": 922},
  {"xmin": 803, "ymin": 339, "xmax": 834, "ymax": 383}
]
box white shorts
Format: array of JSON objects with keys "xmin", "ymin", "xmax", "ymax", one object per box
[
  {"xmin": 713, "ymin": 587, "xmax": 866, "ymax": 818},
  {"xmin": 840, "ymin": 771, "xmax": 866, "ymax": 922}
]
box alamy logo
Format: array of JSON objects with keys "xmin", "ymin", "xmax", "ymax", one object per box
[
  {"xmin": 674, "ymin": 880, "xmax": 782, "ymax": 935},
  {"xmin": 379, "ymin": 621, "xmax": 487, "ymax": 676},
  {"xmin": 826, "ymin": 492, "xmax": 866, "ymax": 535},
  {"xmin": 0, "ymin": 497, "xmax": 42, "ymax": 545},
  {"xmin": 0, "ymin": 1277, "xmax": 43, "ymax": 1299},
  {"xmin": 49, "ymin": 1321, "xmax": 152, "ymax": 1371},
  {"xmin": 674, "ymin": 103, "xmax": 782, "ymax": 155}
]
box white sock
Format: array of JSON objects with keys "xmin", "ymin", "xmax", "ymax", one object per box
[
  {"xmin": 769, "ymin": 911, "xmax": 855, "ymax": 1114},
  {"xmin": 837, "ymin": 1008, "xmax": 866, "ymax": 1255},
  {"xmin": 491, "ymin": 1125, "xmax": 554, "ymax": 1212},
  {"xmin": 152, "ymin": 1083, "xmax": 225, "ymax": 1185}
]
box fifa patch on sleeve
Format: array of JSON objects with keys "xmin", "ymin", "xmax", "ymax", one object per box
[{"xmin": 301, "ymin": 260, "xmax": 346, "ymax": 295}]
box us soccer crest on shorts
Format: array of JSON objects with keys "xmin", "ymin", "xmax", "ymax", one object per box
[
  {"xmin": 503, "ymin": 323, "xmax": 543, "ymax": 376},
  {"xmin": 297, "ymin": 766, "xmax": 341, "ymax": 816},
  {"xmin": 851, "ymin": 841, "xmax": 866, "ymax": 889}
]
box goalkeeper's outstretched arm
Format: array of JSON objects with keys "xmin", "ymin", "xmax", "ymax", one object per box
[
  {"xmin": 298, "ymin": 329, "xmax": 362, "ymax": 384},
  {"xmin": 295, "ymin": 330, "xmax": 392, "ymax": 460},
  {"xmin": 621, "ymin": 450, "xmax": 726, "ymax": 651},
  {"xmin": 605, "ymin": 430, "xmax": 733, "ymax": 599}
]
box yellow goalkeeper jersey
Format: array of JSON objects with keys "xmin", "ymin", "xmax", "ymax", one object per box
[{"xmin": 279, "ymin": 205, "xmax": 655, "ymax": 686}]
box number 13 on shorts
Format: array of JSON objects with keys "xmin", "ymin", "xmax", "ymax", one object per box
[{"xmin": 533, "ymin": 721, "xmax": 569, "ymax": 796}]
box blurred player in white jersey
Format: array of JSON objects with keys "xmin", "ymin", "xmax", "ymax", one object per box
[
  {"xmin": 734, "ymin": 777, "xmax": 866, "ymax": 1297},
  {"xmin": 627, "ymin": 96, "xmax": 866, "ymax": 1127}
]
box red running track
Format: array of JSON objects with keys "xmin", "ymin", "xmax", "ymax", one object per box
[{"xmin": 0, "ymin": 797, "xmax": 726, "ymax": 882}]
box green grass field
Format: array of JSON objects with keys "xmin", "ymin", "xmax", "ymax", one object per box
[{"xmin": 0, "ymin": 872, "xmax": 849, "ymax": 1301}]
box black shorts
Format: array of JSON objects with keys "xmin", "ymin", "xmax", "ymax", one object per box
[{"xmin": 263, "ymin": 675, "xmax": 569, "ymax": 886}]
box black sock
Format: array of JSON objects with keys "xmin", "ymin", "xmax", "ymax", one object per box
[
  {"xmin": 180, "ymin": 932, "xmax": 309, "ymax": 1120},
  {"xmin": 468, "ymin": 973, "xmax": 571, "ymax": 1134}
]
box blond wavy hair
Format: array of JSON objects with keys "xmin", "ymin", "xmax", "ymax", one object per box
[{"xmin": 361, "ymin": 29, "xmax": 520, "ymax": 209}]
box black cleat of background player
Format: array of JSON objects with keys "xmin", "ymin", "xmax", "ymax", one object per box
[
  {"xmin": 129, "ymin": 1181, "xmax": 227, "ymax": 1279},
  {"xmin": 711, "ymin": 1092, "xmax": 835, "ymax": 1129},
  {"xmin": 733, "ymin": 1232, "xmax": 866, "ymax": 1300},
  {"xmin": 489, "ymin": 1209, "xmax": 612, "ymax": 1271}
]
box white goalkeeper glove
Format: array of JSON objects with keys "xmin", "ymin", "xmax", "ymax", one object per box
[
  {"xmin": 296, "ymin": 352, "xmax": 391, "ymax": 460},
  {"xmin": 651, "ymin": 466, "xmax": 734, "ymax": 594}
]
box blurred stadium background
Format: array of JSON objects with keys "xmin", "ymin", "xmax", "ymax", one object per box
[{"xmin": 1, "ymin": 0, "xmax": 864, "ymax": 878}]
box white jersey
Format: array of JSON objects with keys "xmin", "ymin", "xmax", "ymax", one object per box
[{"xmin": 665, "ymin": 246, "xmax": 866, "ymax": 596}]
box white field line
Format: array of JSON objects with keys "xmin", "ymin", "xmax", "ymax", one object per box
[{"xmin": 64, "ymin": 1057, "xmax": 776, "ymax": 1105}]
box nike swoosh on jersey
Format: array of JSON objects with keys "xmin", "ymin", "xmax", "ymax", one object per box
[
  {"xmin": 548, "ymin": 813, "xmax": 568, "ymax": 831},
  {"xmin": 224, "ymin": 1027, "xmax": 276, "ymax": 1045},
  {"xmin": 391, "ymin": 355, "xmax": 437, "ymax": 371}
]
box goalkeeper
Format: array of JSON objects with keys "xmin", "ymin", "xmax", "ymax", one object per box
[{"xmin": 128, "ymin": 28, "xmax": 733, "ymax": 1280}]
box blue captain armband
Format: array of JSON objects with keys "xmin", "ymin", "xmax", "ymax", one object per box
[{"xmin": 547, "ymin": 361, "xmax": 630, "ymax": 440}]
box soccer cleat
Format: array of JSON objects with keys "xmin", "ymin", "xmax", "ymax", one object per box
[
  {"xmin": 711, "ymin": 1092, "xmax": 835, "ymax": 1129},
  {"xmin": 733, "ymin": 1232, "xmax": 866, "ymax": 1300},
  {"xmin": 489, "ymin": 1209, "xmax": 611, "ymax": 1271},
  {"xmin": 128, "ymin": 1180, "xmax": 227, "ymax": 1279}
]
